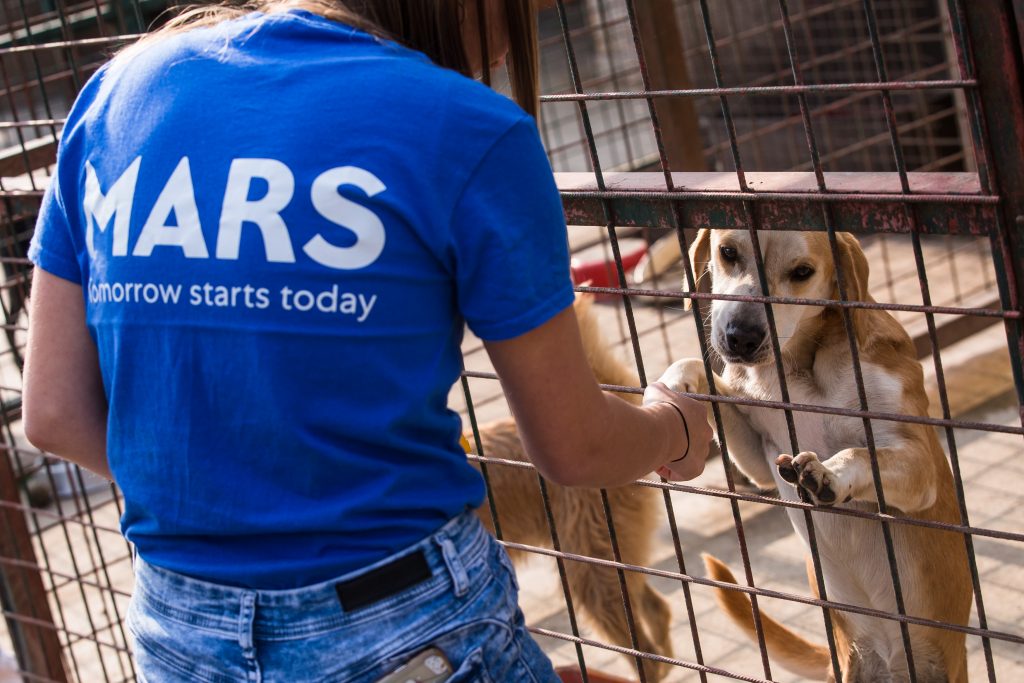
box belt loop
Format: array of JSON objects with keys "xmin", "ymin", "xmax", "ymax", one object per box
[{"xmin": 438, "ymin": 535, "xmax": 469, "ymax": 598}]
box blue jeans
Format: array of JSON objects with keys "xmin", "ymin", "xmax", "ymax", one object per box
[{"xmin": 127, "ymin": 512, "xmax": 559, "ymax": 682}]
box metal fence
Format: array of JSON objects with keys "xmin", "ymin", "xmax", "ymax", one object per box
[
  {"xmin": 1, "ymin": 0, "xmax": 1023, "ymax": 682},
  {"xmin": 540, "ymin": 0, "xmax": 968, "ymax": 174}
]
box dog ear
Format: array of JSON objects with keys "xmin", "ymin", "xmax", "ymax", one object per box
[
  {"xmin": 833, "ymin": 232, "xmax": 916, "ymax": 353},
  {"xmin": 832, "ymin": 232, "xmax": 870, "ymax": 302},
  {"xmin": 684, "ymin": 228, "xmax": 712, "ymax": 311}
]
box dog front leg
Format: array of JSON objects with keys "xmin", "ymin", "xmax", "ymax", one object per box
[
  {"xmin": 658, "ymin": 359, "xmax": 775, "ymax": 488},
  {"xmin": 776, "ymin": 439, "xmax": 939, "ymax": 513}
]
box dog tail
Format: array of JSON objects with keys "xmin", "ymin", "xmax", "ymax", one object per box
[
  {"xmin": 702, "ymin": 553, "xmax": 831, "ymax": 680},
  {"xmin": 573, "ymin": 293, "xmax": 642, "ymax": 406}
]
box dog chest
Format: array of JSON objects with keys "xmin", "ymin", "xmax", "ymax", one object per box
[{"xmin": 730, "ymin": 360, "xmax": 905, "ymax": 459}]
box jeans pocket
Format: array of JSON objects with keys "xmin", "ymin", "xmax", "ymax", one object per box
[
  {"xmin": 493, "ymin": 543, "xmax": 520, "ymax": 593},
  {"xmin": 447, "ymin": 647, "xmax": 494, "ymax": 683},
  {"xmin": 127, "ymin": 594, "xmax": 244, "ymax": 683},
  {"xmin": 130, "ymin": 626, "xmax": 226, "ymax": 683}
]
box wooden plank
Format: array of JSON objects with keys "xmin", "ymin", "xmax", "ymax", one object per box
[
  {"xmin": 909, "ymin": 292, "xmax": 1004, "ymax": 360},
  {"xmin": 0, "ymin": 445, "xmax": 67, "ymax": 682},
  {"xmin": 632, "ymin": 0, "xmax": 706, "ymax": 172},
  {"xmin": 0, "ymin": 136, "xmax": 57, "ymax": 179}
]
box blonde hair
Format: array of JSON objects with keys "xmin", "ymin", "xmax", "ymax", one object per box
[{"xmin": 136, "ymin": 0, "xmax": 539, "ymax": 117}]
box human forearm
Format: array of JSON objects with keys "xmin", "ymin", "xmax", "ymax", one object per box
[
  {"xmin": 23, "ymin": 401, "xmax": 111, "ymax": 480},
  {"xmin": 567, "ymin": 392, "xmax": 689, "ymax": 487},
  {"xmin": 23, "ymin": 269, "xmax": 113, "ymax": 480},
  {"xmin": 486, "ymin": 307, "xmax": 711, "ymax": 489},
  {"xmin": 24, "ymin": 411, "xmax": 111, "ymax": 481}
]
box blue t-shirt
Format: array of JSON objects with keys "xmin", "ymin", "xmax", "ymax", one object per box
[{"xmin": 29, "ymin": 10, "xmax": 574, "ymax": 589}]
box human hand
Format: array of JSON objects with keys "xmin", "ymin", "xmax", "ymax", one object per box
[{"xmin": 642, "ymin": 379, "xmax": 714, "ymax": 481}]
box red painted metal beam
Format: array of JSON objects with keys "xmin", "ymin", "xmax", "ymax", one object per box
[{"xmin": 556, "ymin": 171, "xmax": 998, "ymax": 235}]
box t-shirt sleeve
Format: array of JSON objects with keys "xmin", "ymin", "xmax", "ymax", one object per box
[
  {"xmin": 28, "ymin": 172, "xmax": 84, "ymax": 285},
  {"xmin": 449, "ymin": 116, "xmax": 574, "ymax": 341}
]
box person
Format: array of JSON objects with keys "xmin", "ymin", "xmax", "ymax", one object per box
[{"xmin": 22, "ymin": 0, "xmax": 714, "ymax": 680}]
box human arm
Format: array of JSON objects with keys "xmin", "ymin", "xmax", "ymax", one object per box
[
  {"xmin": 485, "ymin": 306, "xmax": 713, "ymax": 488},
  {"xmin": 451, "ymin": 115, "xmax": 711, "ymax": 486},
  {"xmin": 23, "ymin": 267, "xmax": 112, "ymax": 480}
]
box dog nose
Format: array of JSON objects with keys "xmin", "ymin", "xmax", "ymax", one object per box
[{"xmin": 725, "ymin": 321, "xmax": 766, "ymax": 358}]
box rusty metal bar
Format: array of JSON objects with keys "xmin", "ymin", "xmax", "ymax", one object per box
[
  {"xmin": 531, "ymin": 625, "xmax": 772, "ymax": 683},
  {"xmin": 0, "ymin": 555, "xmax": 131, "ymax": 600},
  {"xmin": 690, "ymin": 1, "xmax": 840, "ymax": 679},
  {"xmin": 470, "ymin": 451, "xmax": 1024, "ymax": 544},
  {"xmin": 553, "ymin": 3, "xmax": 653, "ymax": 678},
  {"xmin": 862, "ymin": 2, "xmax": 1000, "ymax": 675},
  {"xmin": 528, "ymin": 170, "xmax": 989, "ymax": 196},
  {"xmin": 629, "ymin": 5, "xmax": 781, "ymax": 678},
  {"xmin": 534, "ymin": 474, "xmax": 594, "ymax": 681},
  {"xmin": 541, "ymin": 79, "xmax": 976, "ymax": 100},
  {"xmin": 907, "ymin": 292, "xmax": 1003, "ymax": 357},
  {"xmin": 10, "ymin": 0, "xmax": 73, "ymax": 155},
  {"xmin": 704, "ymin": 4, "xmax": 850, "ymax": 677},
  {"xmin": 620, "ymin": 2, "xmax": 710, "ymax": 678},
  {"xmin": 3, "ymin": 170, "xmax": 1001, "ymax": 237},
  {"xmin": 556, "ymin": 171, "xmax": 998, "ymax": 235},
  {"xmin": 462, "ymin": 368, "xmax": 1024, "ymax": 436},
  {"xmin": 567, "ymin": 194, "xmax": 994, "ymax": 235},
  {"xmin": 505, "ymin": 540, "xmax": 1024, "ymax": 645},
  {"xmin": 569, "ymin": 284, "xmax": 1019, "ymax": 319}
]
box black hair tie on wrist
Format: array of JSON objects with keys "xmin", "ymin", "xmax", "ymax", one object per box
[{"xmin": 658, "ymin": 401, "xmax": 690, "ymax": 463}]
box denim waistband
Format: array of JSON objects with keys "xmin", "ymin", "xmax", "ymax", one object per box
[{"xmin": 131, "ymin": 511, "xmax": 491, "ymax": 640}]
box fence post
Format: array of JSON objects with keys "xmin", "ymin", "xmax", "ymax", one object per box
[
  {"xmin": 1013, "ymin": 0, "xmax": 1024, "ymax": 59},
  {"xmin": 0, "ymin": 442, "xmax": 68, "ymax": 683},
  {"xmin": 958, "ymin": 0, "xmax": 1024, "ymax": 425},
  {"xmin": 632, "ymin": 0, "xmax": 706, "ymax": 172}
]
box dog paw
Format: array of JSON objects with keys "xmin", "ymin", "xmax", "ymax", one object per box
[
  {"xmin": 776, "ymin": 452, "xmax": 849, "ymax": 507},
  {"xmin": 657, "ymin": 359, "xmax": 709, "ymax": 395}
]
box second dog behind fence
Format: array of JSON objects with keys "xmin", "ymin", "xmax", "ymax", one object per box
[{"xmin": 468, "ymin": 295, "xmax": 674, "ymax": 682}]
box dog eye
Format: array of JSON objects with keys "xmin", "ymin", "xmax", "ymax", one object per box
[
  {"xmin": 790, "ymin": 265, "xmax": 815, "ymax": 281},
  {"xmin": 719, "ymin": 245, "xmax": 738, "ymax": 263}
]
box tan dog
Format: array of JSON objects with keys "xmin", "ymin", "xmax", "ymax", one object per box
[
  {"xmin": 662, "ymin": 229, "xmax": 971, "ymax": 682},
  {"xmin": 467, "ymin": 295, "xmax": 673, "ymax": 682}
]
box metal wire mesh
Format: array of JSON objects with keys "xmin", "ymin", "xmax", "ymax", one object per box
[
  {"xmin": 473, "ymin": 1, "xmax": 1024, "ymax": 681},
  {"xmin": 539, "ymin": 0, "xmax": 967, "ymax": 174},
  {"xmin": 1, "ymin": 0, "xmax": 1022, "ymax": 682}
]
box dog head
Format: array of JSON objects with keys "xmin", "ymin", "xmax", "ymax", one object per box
[{"xmin": 686, "ymin": 228, "xmax": 869, "ymax": 365}]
